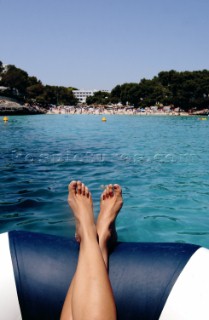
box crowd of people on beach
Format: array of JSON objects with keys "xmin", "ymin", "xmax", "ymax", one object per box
[
  {"xmin": 47, "ymin": 104, "xmax": 189, "ymax": 116},
  {"xmin": 1, "ymin": 98, "xmax": 208, "ymax": 116}
]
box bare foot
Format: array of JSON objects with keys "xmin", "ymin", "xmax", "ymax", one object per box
[
  {"xmin": 68, "ymin": 181, "xmax": 95, "ymax": 242},
  {"xmin": 97, "ymin": 184, "xmax": 123, "ymax": 250}
]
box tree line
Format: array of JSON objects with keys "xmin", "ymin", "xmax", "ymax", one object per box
[
  {"xmin": 0, "ymin": 62, "xmax": 78, "ymax": 106},
  {"xmin": 1, "ymin": 61, "xmax": 209, "ymax": 111},
  {"xmin": 87, "ymin": 70, "xmax": 209, "ymax": 111}
]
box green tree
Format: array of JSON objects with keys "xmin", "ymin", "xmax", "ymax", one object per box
[
  {"xmin": 57, "ymin": 86, "xmax": 78, "ymax": 105},
  {"xmin": 36, "ymin": 86, "xmax": 78, "ymax": 106},
  {"xmin": 120, "ymin": 83, "xmax": 139, "ymax": 106},
  {"xmin": 0, "ymin": 65, "xmax": 29, "ymax": 96},
  {"xmin": 110, "ymin": 85, "xmax": 122, "ymax": 103},
  {"xmin": 86, "ymin": 91, "xmax": 110, "ymax": 105},
  {"xmin": 28, "ymin": 76, "xmax": 40, "ymax": 87},
  {"xmin": 0, "ymin": 61, "xmax": 3, "ymax": 74},
  {"xmin": 26, "ymin": 83, "xmax": 45, "ymax": 101}
]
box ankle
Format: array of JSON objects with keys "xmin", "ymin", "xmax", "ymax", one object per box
[
  {"xmin": 80, "ymin": 224, "xmax": 97, "ymax": 241},
  {"xmin": 98, "ymin": 232, "xmax": 110, "ymax": 248}
]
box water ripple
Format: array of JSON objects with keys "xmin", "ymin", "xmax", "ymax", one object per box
[{"xmin": 1, "ymin": 115, "xmax": 209, "ymax": 246}]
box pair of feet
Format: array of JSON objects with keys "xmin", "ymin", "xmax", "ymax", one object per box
[{"xmin": 68, "ymin": 181, "xmax": 123, "ymax": 249}]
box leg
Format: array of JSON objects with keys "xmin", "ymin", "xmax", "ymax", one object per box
[
  {"xmin": 61, "ymin": 181, "xmax": 116, "ymax": 320},
  {"xmin": 97, "ymin": 184, "xmax": 123, "ymax": 267}
]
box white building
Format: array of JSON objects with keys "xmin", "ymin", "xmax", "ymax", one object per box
[{"xmin": 73, "ymin": 89, "xmax": 110, "ymax": 103}]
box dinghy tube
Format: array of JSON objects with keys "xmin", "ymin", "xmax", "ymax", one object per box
[{"xmin": 1, "ymin": 230, "xmax": 209, "ymax": 320}]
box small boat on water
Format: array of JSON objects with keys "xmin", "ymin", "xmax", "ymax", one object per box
[{"xmin": 1, "ymin": 230, "xmax": 209, "ymax": 320}]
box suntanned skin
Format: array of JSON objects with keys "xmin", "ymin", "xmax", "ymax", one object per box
[{"xmin": 60, "ymin": 181, "xmax": 123, "ymax": 320}]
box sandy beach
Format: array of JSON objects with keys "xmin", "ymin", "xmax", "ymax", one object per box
[
  {"xmin": 0, "ymin": 99, "xmax": 208, "ymax": 117},
  {"xmin": 47, "ymin": 105, "xmax": 190, "ymax": 116}
]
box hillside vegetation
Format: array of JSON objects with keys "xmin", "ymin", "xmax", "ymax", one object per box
[{"xmin": 1, "ymin": 61, "xmax": 209, "ymax": 111}]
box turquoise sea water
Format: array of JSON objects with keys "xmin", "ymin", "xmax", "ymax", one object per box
[{"xmin": 1, "ymin": 115, "xmax": 209, "ymax": 247}]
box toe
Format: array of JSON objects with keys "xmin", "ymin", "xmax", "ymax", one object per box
[
  {"xmin": 106, "ymin": 185, "xmax": 110, "ymax": 198},
  {"xmin": 77, "ymin": 181, "xmax": 82, "ymax": 194},
  {"xmin": 85, "ymin": 186, "xmax": 89, "ymax": 197},
  {"xmin": 102, "ymin": 189, "xmax": 107, "ymax": 200},
  {"xmin": 68, "ymin": 181, "xmax": 77, "ymax": 194},
  {"xmin": 81, "ymin": 183, "xmax": 85, "ymax": 195},
  {"xmin": 108, "ymin": 184, "xmax": 113, "ymax": 197},
  {"xmin": 114, "ymin": 184, "xmax": 122, "ymax": 195}
]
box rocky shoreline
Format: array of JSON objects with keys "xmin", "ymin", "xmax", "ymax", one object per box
[{"xmin": 0, "ymin": 99, "xmax": 47, "ymax": 115}]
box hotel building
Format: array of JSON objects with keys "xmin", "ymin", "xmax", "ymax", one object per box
[{"xmin": 73, "ymin": 89, "xmax": 110, "ymax": 103}]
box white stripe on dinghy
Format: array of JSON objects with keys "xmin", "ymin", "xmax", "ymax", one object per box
[
  {"xmin": 159, "ymin": 247, "xmax": 209, "ymax": 320},
  {"xmin": 0, "ymin": 233, "xmax": 22, "ymax": 320}
]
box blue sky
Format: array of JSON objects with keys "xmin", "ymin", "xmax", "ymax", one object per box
[{"xmin": 1, "ymin": 0, "xmax": 209, "ymax": 90}]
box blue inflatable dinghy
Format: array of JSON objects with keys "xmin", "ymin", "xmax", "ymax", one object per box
[{"xmin": 1, "ymin": 230, "xmax": 209, "ymax": 320}]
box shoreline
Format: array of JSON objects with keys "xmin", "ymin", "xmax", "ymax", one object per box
[
  {"xmin": 47, "ymin": 106, "xmax": 189, "ymax": 116},
  {"xmin": 0, "ymin": 98, "xmax": 47, "ymax": 115},
  {"xmin": 47, "ymin": 105, "xmax": 208, "ymax": 117},
  {"xmin": 0, "ymin": 98, "xmax": 208, "ymax": 117}
]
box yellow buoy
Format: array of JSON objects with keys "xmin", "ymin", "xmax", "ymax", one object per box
[
  {"xmin": 3, "ymin": 116, "xmax": 8, "ymax": 122},
  {"xmin": 102, "ymin": 117, "xmax": 107, "ymax": 122},
  {"xmin": 198, "ymin": 117, "xmax": 207, "ymax": 120}
]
